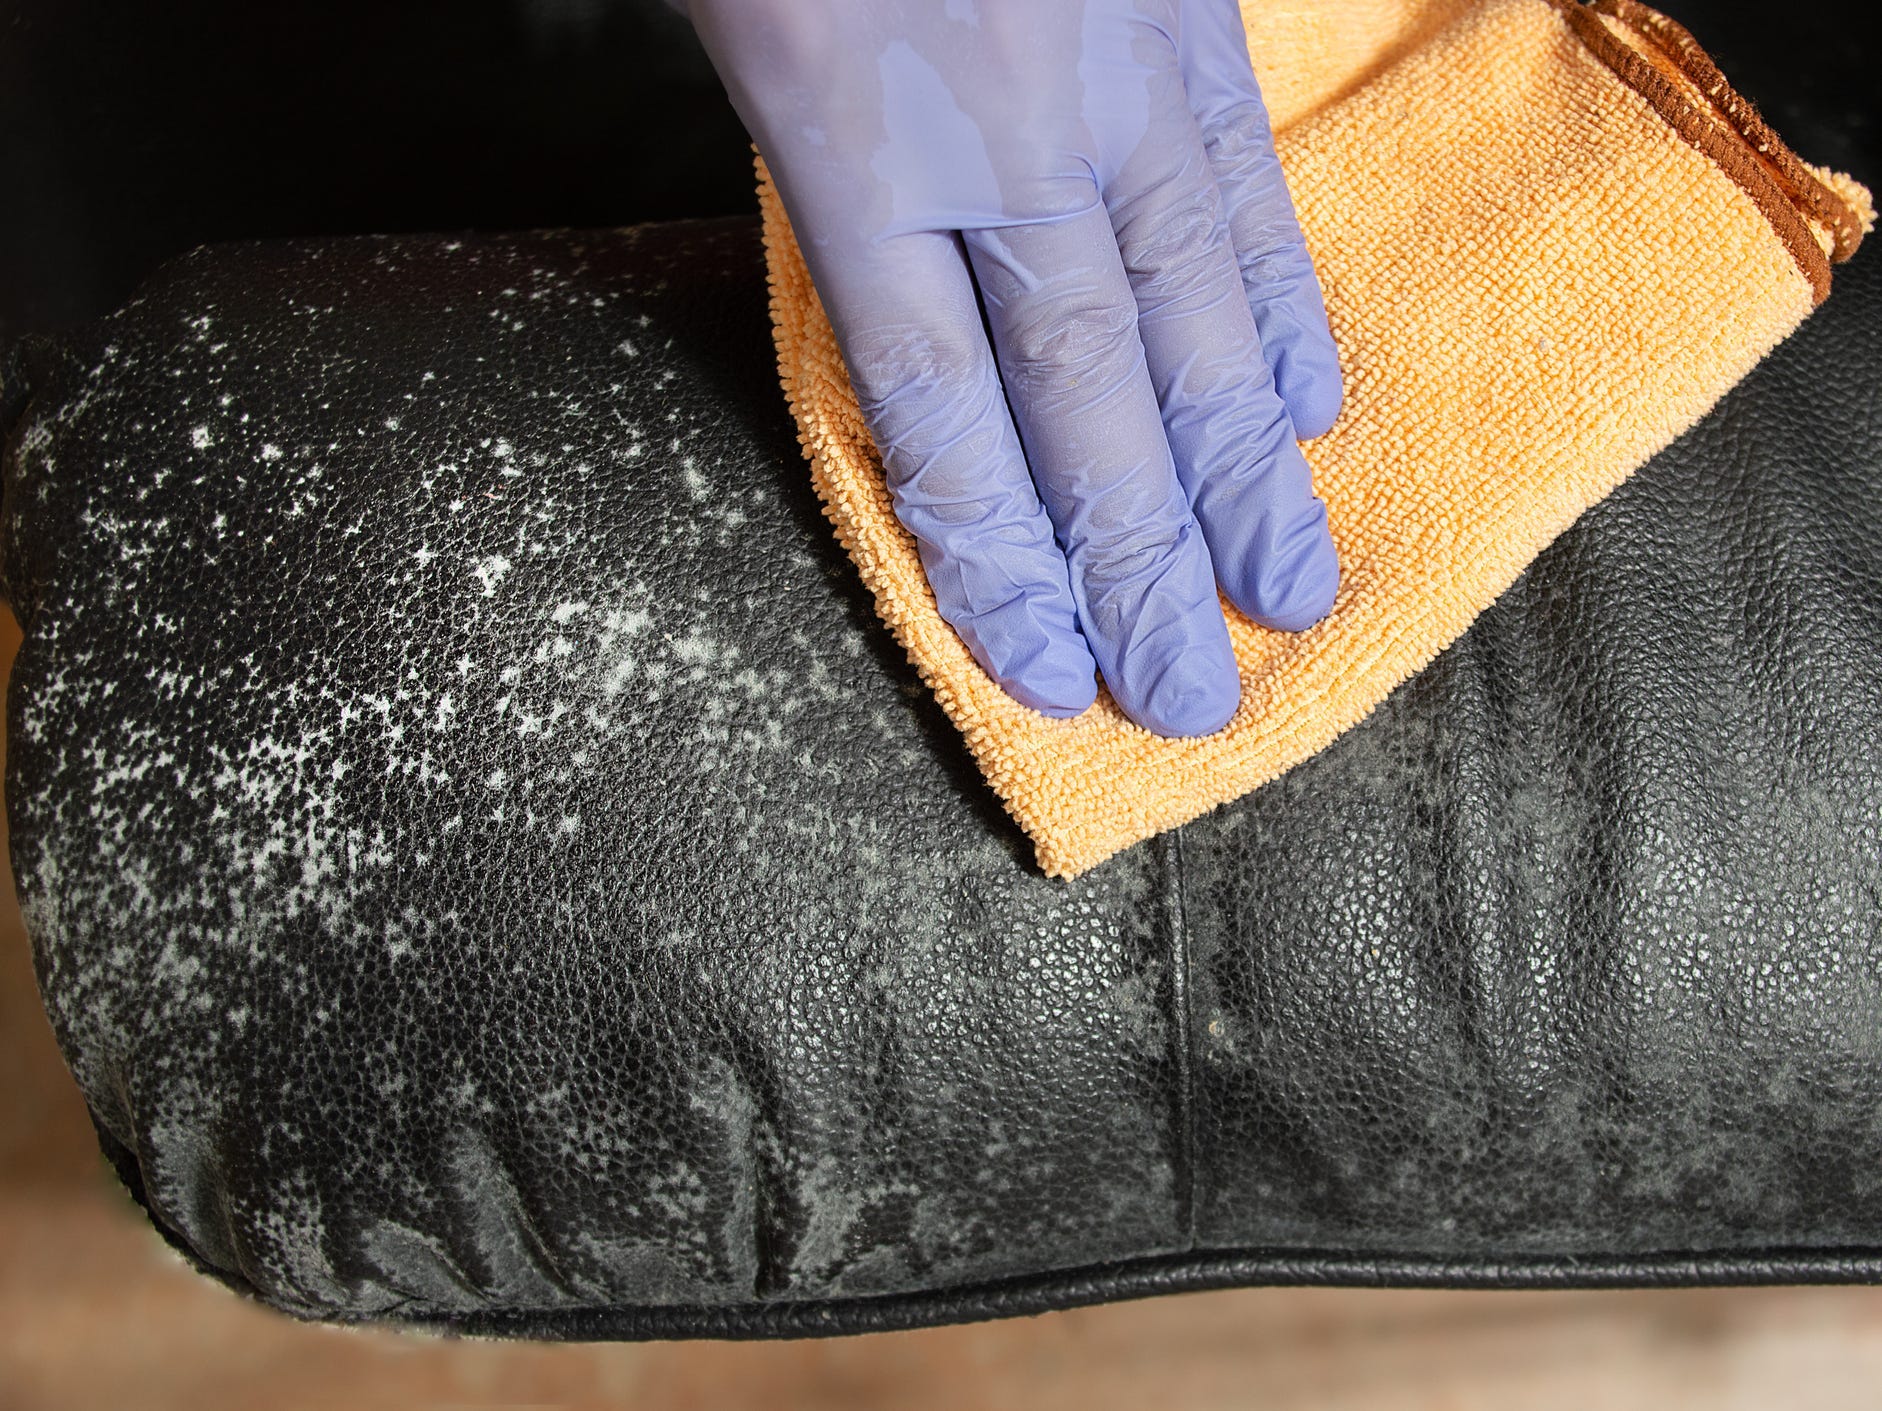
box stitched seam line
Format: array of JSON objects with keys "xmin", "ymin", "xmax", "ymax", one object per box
[{"xmin": 1167, "ymin": 826, "xmax": 1199, "ymax": 1253}]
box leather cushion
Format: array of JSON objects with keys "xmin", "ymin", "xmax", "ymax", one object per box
[{"xmin": 3, "ymin": 212, "xmax": 1879, "ymax": 1339}]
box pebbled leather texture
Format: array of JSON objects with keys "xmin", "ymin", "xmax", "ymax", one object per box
[{"xmin": 3, "ymin": 210, "xmax": 1880, "ymax": 1340}]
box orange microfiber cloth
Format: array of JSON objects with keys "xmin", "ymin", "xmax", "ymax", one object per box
[{"xmin": 757, "ymin": 0, "xmax": 1873, "ymax": 879}]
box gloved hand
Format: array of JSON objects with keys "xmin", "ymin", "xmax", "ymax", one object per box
[{"xmin": 681, "ymin": 0, "xmax": 1343, "ymax": 737}]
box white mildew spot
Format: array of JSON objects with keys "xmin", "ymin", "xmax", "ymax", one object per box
[
  {"xmin": 595, "ymin": 604, "xmax": 655, "ymax": 696},
  {"xmin": 260, "ymin": 443, "xmax": 283, "ymax": 461},
  {"xmin": 191, "ymin": 426, "xmax": 213, "ymax": 449},
  {"xmin": 472, "ymin": 554, "xmax": 513, "ymax": 596},
  {"xmin": 669, "ymin": 628, "xmax": 727, "ymax": 667}
]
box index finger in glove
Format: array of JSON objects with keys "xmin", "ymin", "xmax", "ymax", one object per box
[
  {"xmin": 811, "ymin": 229, "xmax": 1103, "ymax": 719},
  {"xmin": 963, "ymin": 206, "xmax": 1244, "ymax": 739}
]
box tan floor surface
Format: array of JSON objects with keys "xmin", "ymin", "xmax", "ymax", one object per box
[{"xmin": 4, "ymin": 606, "xmax": 1881, "ymax": 1411}]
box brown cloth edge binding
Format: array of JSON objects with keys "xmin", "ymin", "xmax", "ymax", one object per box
[{"xmin": 1549, "ymin": 0, "xmax": 1867, "ymax": 305}]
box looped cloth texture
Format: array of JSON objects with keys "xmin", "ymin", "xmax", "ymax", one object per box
[{"xmin": 757, "ymin": 0, "xmax": 1873, "ymax": 879}]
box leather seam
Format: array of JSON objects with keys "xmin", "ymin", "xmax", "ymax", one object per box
[{"xmin": 1167, "ymin": 826, "xmax": 1199, "ymax": 1254}]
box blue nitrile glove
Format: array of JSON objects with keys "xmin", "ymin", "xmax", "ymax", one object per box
[{"xmin": 680, "ymin": 0, "xmax": 1342, "ymax": 737}]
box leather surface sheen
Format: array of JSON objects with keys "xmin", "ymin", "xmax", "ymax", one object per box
[{"xmin": 2, "ymin": 209, "xmax": 1880, "ymax": 1339}]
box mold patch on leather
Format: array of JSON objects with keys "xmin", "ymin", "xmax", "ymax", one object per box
[{"xmin": 3, "ymin": 219, "xmax": 1195, "ymax": 1318}]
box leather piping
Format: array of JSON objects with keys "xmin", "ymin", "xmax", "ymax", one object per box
[{"xmin": 84, "ymin": 1072, "xmax": 1882, "ymax": 1341}]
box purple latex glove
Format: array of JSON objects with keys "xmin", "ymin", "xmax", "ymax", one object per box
[{"xmin": 681, "ymin": 0, "xmax": 1342, "ymax": 737}]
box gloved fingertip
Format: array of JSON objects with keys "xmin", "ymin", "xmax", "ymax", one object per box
[
  {"xmin": 1135, "ymin": 655, "xmax": 1243, "ymax": 738},
  {"xmin": 970, "ymin": 623, "xmax": 1098, "ymax": 718},
  {"xmin": 1228, "ymin": 506, "xmax": 1341, "ymax": 633},
  {"xmin": 1280, "ymin": 369, "xmax": 1344, "ymax": 441},
  {"xmin": 1263, "ymin": 331, "xmax": 1344, "ymax": 440},
  {"xmin": 1005, "ymin": 649, "xmax": 1100, "ymax": 718},
  {"xmin": 1026, "ymin": 679, "xmax": 1101, "ymax": 719},
  {"xmin": 1246, "ymin": 272, "xmax": 1345, "ymax": 440}
]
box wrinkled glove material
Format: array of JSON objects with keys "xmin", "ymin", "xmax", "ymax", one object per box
[
  {"xmin": 758, "ymin": 0, "xmax": 1874, "ymax": 878},
  {"xmin": 697, "ymin": 0, "xmax": 1348, "ymax": 739}
]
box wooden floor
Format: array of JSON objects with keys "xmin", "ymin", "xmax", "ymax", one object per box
[{"xmin": 5, "ymin": 605, "xmax": 1881, "ymax": 1410}]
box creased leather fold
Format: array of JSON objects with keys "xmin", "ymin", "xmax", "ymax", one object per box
[{"xmin": 758, "ymin": 0, "xmax": 1873, "ymax": 878}]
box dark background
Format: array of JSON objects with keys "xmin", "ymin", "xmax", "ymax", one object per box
[{"xmin": 0, "ymin": 0, "xmax": 1875, "ymax": 347}]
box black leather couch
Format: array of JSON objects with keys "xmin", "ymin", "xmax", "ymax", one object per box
[{"xmin": 2, "ymin": 0, "xmax": 1878, "ymax": 1341}]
